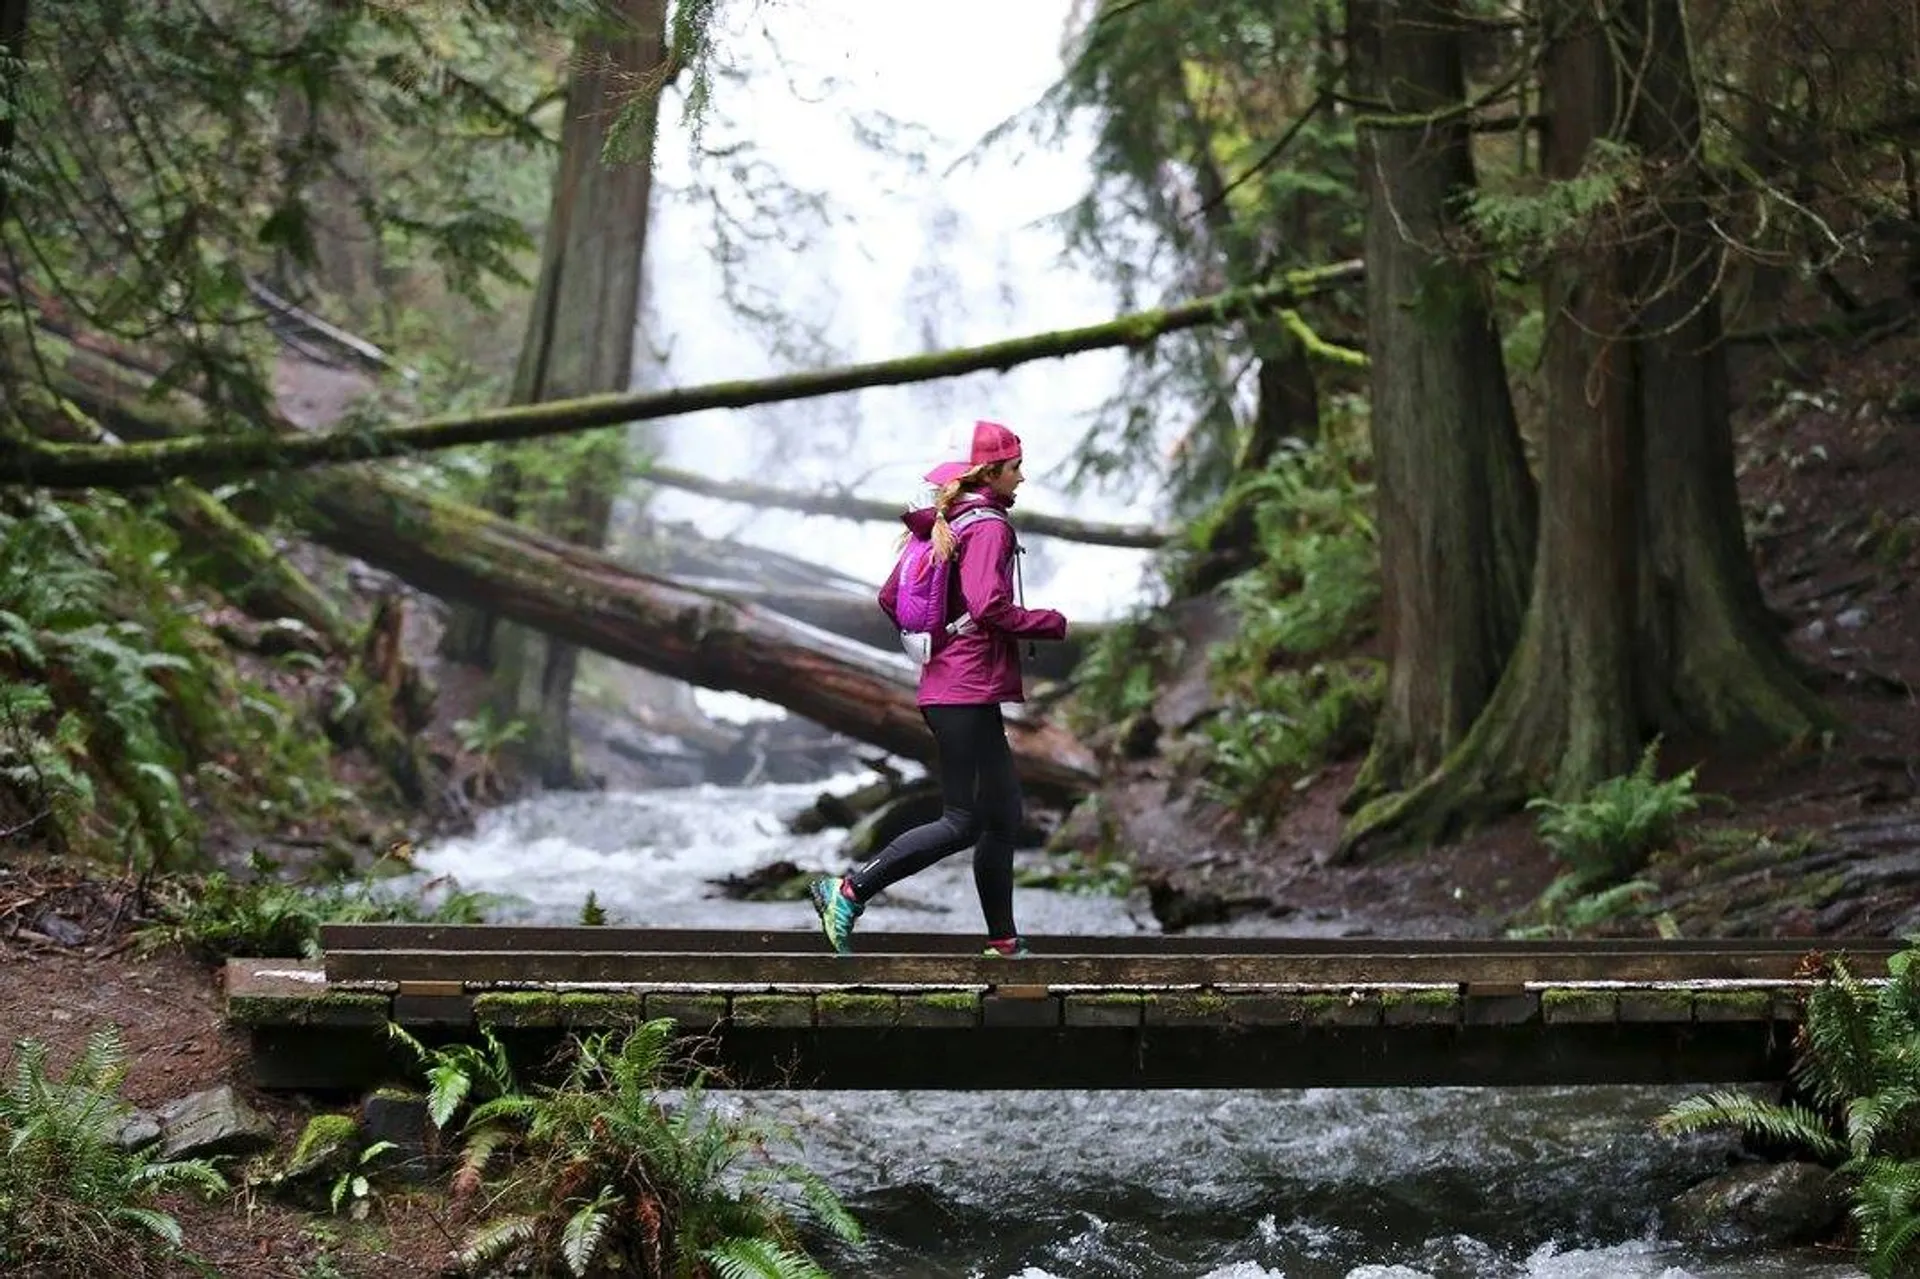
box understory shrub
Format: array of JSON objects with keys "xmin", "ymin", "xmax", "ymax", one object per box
[
  {"xmin": 0, "ymin": 1027, "xmax": 227, "ymax": 1276},
  {"xmin": 142, "ymin": 850, "xmax": 495, "ymax": 960},
  {"xmin": 1657, "ymin": 945, "xmax": 1920, "ymax": 1278},
  {"xmin": 1190, "ymin": 438, "xmax": 1381, "ymax": 824},
  {"xmin": 392, "ymin": 1020, "xmax": 862, "ymax": 1278},
  {"xmin": 0, "ymin": 493, "xmax": 355, "ymax": 868},
  {"xmin": 1528, "ymin": 739, "xmax": 1706, "ymax": 885}
]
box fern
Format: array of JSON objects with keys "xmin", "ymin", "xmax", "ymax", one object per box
[
  {"xmin": 1655, "ymin": 1090, "xmax": 1847, "ymax": 1162},
  {"xmin": 702, "ymin": 1235, "xmax": 833, "ymax": 1279},
  {"xmin": 1527, "ymin": 739, "xmax": 1707, "ymax": 884},
  {"xmin": 560, "ymin": 1191, "xmax": 617, "ymax": 1276},
  {"xmin": 406, "ymin": 1020, "xmax": 861, "ymax": 1277},
  {"xmin": 0, "ymin": 1026, "xmax": 227, "ymax": 1274}
]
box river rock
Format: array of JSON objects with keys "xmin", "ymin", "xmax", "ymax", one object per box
[
  {"xmin": 156, "ymin": 1084, "xmax": 277, "ymax": 1161},
  {"xmin": 1662, "ymin": 1160, "xmax": 1842, "ymax": 1248}
]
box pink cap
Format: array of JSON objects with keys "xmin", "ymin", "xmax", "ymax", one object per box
[{"xmin": 923, "ymin": 420, "xmax": 1023, "ymax": 487}]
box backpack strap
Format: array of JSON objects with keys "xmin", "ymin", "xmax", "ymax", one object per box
[{"xmin": 947, "ymin": 506, "xmax": 1010, "ymax": 535}]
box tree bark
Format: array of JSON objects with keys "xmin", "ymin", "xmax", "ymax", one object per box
[
  {"xmin": 1337, "ymin": 0, "xmax": 1827, "ymax": 859},
  {"xmin": 450, "ymin": 0, "xmax": 669, "ymax": 787},
  {"xmin": 0, "ymin": 264, "xmax": 1366, "ymax": 490},
  {"xmin": 1343, "ymin": 0, "xmax": 1536, "ymax": 809},
  {"xmin": 1622, "ymin": 0, "xmax": 1827, "ymax": 745}
]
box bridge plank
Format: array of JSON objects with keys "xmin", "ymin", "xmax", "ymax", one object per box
[
  {"xmin": 323, "ymin": 947, "xmax": 1881, "ymax": 987},
  {"xmin": 318, "ymin": 923, "xmax": 1904, "ymax": 961}
]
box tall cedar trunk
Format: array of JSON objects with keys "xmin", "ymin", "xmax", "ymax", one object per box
[
  {"xmin": 0, "ymin": 0, "xmax": 25, "ymax": 227},
  {"xmin": 1345, "ymin": 0, "xmax": 1536, "ymax": 807},
  {"xmin": 1623, "ymin": 0, "xmax": 1826, "ymax": 742},
  {"xmin": 1337, "ymin": 0, "xmax": 1824, "ymax": 858},
  {"xmin": 449, "ymin": 0, "xmax": 667, "ymax": 785}
]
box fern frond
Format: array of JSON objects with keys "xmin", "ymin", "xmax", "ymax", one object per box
[
  {"xmin": 459, "ymin": 1214, "xmax": 537, "ymax": 1269},
  {"xmin": 702, "ymin": 1235, "xmax": 831, "ymax": 1279},
  {"xmin": 561, "ymin": 1191, "xmax": 617, "ymax": 1277},
  {"xmin": 1655, "ymin": 1090, "xmax": 1846, "ymax": 1161},
  {"xmin": 113, "ymin": 1204, "xmax": 186, "ymax": 1246}
]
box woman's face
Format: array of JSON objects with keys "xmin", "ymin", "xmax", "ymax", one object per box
[{"xmin": 986, "ymin": 456, "xmax": 1024, "ymax": 498}]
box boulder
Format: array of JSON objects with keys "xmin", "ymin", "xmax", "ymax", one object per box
[
  {"xmin": 156, "ymin": 1084, "xmax": 276, "ymax": 1161},
  {"xmin": 1663, "ymin": 1161, "xmax": 1843, "ymax": 1248}
]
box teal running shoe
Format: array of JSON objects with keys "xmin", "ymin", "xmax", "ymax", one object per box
[
  {"xmin": 808, "ymin": 876, "xmax": 863, "ymax": 955},
  {"xmin": 982, "ymin": 936, "xmax": 1030, "ymax": 958}
]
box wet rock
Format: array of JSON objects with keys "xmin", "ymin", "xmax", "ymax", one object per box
[
  {"xmin": 708, "ymin": 859, "xmax": 815, "ymax": 902},
  {"xmin": 46, "ymin": 1085, "xmax": 160, "ymax": 1151},
  {"xmin": 787, "ymin": 774, "xmax": 896, "ymax": 835},
  {"xmin": 1046, "ymin": 797, "xmax": 1108, "ymax": 857},
  {"xmin": 361, "ymin": 1090, "xmax": 436, "ymax": 1181},
  {"xmin": 1142, "ymin": 873, "xmax": 1232, "ymax": 932},
  {"xmin": 1663, "ymin": 1161, "xmax": 1842, "ymax": 1248},
  {"xmin": 603, "ymin": 728, "xmax": 707, "ymax": 787},
  {"xmin": 156, "ymin": 1084, "xmax": 276, "ymax": 1161}
]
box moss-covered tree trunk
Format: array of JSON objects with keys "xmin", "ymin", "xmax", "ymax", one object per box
[
  {"xmin": 1344, "ymin": 0, "xmax": 1536, "ymax": 807},
  {"xmin": 1337, "ymin": 0, "xmax": 1826, "ymax": 859},
  {"xmin": 446, "ymin": 0, "xmax": 667, "ymax": 786}
]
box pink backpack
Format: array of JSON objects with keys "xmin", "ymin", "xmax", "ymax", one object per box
[{"xmin": 893, "ymin": 507, "xmax": 1008, "ymax": 662}]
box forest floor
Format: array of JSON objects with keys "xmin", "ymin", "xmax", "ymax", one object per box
[{"xmin": 5, "ymin": 324, "xmax": 1920, "ymax": 1275}]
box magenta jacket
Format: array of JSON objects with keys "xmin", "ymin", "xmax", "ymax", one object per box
[{"xmin": 878, "ymin": 489, "xmax": 1068, "ymax": 706}]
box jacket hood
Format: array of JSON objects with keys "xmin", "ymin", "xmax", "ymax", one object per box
[{"xmin": 898, "ymin": 486, "xmax": 1013, "ymax": 539}]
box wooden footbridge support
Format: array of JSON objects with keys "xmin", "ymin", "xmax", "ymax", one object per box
[{"xmin": 222, "ymin": 926, "xmax": 1901, "ymax": 1092}]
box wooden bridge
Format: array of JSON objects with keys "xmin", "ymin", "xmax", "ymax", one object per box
[{"xmin": 222, "ymin": 924, "xmax": 1899, "ymax": 1092}]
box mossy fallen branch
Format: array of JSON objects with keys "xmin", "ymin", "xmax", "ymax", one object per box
[{"xmin": 0, "ymin": 263, "xmax": 1364, "ymax": 490}]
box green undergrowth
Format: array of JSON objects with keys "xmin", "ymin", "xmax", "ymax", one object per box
[
  {"xmin": 0, "ymin": 1027, "xmax": 227, "ymax": 1277},
  {"xmin": 141, "ymin": 850, "xmax": 497, "ymax": 961},
  {"xmin": 1067, "ymin": 610, "xmax": 1183, "ymax": 733},
  {"xmin": 0, "ymin": 493, "xmax": 369, "ymax": 870},
  {"xmin": 1192, "ymin": 437, "xmax": 1383, "ymax": 829},
  {"xmin": 389, "ymin": 1020, "xmax": 862, "ymax": 1277},
  {"xmin": 1658, "ymin": 944, "xmax": 1920, "ymax": 1278},
  {"xmin": 1510, "ymin": 740, "xmax": 1712, "ymax": 937}
]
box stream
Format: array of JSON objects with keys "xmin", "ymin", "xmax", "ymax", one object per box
[{"xmin": 406, "ymin": 776, "xmax": 1863, "ymax": 1279}]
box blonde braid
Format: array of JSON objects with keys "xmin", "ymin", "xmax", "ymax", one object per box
[{"xmin": 929, "ymin": 461, "xmax": 999, "ymax": 562}]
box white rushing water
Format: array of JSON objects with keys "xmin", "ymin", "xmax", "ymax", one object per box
[{"xmin": 413, "ymin": 6, "xmax": 1866, "ymax": 1275}]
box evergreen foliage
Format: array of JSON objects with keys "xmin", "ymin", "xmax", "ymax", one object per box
[
  {"xmin": 1046, "ymin": 0, "xmax": 1361, "ymax": 504},
  {"xmin": 1190, "ymin": 436, "xmax": 1381, "ymax": 827},
  {"xmin": 0, "ymin": 1027, "xmax": 228, "ymax": 1276},
  {"xmin": 0, "ymin": 493, "xmax": 351, "ymax": 864},
  {"xmin": 392, "ymin": 1020, "xmax": 862, "ymax": 1278}
]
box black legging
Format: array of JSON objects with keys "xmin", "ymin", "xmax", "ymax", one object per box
[{"xmin": 845, "ymin": 703, "xmax": 1022, "ymax": 939}]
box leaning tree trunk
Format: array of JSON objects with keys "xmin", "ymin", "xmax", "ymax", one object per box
[
  {"xmin": 1337, "ymin": 0, "xmax": 1825, "ymax": 859},
  {"xmin": 448, "ymin": 0, "xmax": 667, "ymax": 789},
  {"xmin": 1343, "ymin": 0, "xmax": 1536, "ymax": 809}
]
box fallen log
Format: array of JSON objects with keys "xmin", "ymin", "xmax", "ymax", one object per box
[
  {"xmin": 33, "ymin": 349, "xmax": 1099, "ymax": 796},
  {"xmin": 296, "ymin": 473, "xmax": 1098, "ymax": 797},
  {"xmin": 634, "ymin": 466, "xmax": 1168, "ymax": 549}
]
